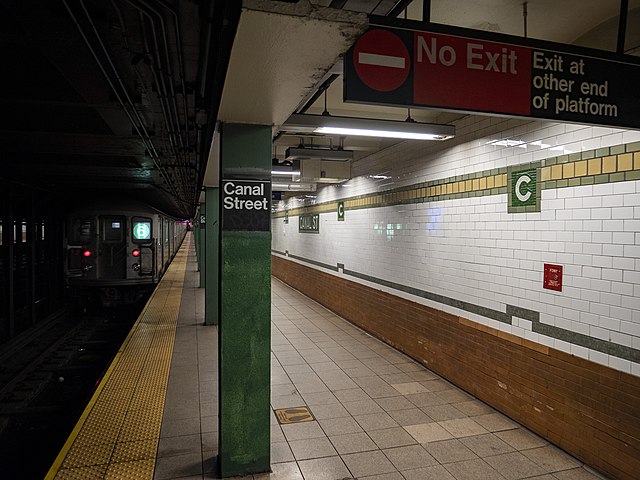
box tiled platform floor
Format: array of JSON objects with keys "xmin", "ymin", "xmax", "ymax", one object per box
[
  {"xmin": 155, "ymin": 254, "xmax": 607, "ymax": 479},
  {"xmin": 264, "ymin": 279, "xmax": 606, "ymax": 480}
]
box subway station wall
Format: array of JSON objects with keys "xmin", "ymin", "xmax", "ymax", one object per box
[{"xmin": 271, "ymin": 116, "xmax": 640, "ymax": 480}]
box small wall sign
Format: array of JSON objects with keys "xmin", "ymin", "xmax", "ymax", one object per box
[
  {"xmin": 508, "ymin": 166, "xmax": 540, "ymax": 213},
  {"xmin": 299, "ymin": 214, "xmax": 319, "ymax": 233},
  {"xmin": 338, "ymin": 201, "xmax": 345, "ymax": 221},
  {"xmin": 544, "ymin": 264, "xmax": 563, "ymax": 291}
]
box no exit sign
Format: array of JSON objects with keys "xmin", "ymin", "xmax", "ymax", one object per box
[{"xmin": 344, "ymin": 19, "xmax": 640, "ymax": 129}]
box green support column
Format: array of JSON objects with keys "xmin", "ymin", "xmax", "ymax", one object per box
[
  {"xmin": 218, "ymin": 123, "xmax": 271, "ymax": 477},
  {"xmin": 198, "ymin": 203, "xmax": 205, "ymax": 286},
  {"xmin": 204, "ymin": 189, "xmax": 218, "ymax": 325},
  {"xmin": 194, "ymin": 206, "xmax": 200, "ymax": 271}
]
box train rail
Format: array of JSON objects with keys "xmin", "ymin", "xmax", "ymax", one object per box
[{"xmin": 0, "ymin": 303, "xmax": 146, "ymax": 478}]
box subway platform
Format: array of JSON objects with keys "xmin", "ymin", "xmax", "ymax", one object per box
[{"xmin": 48, "ymin": 233, "xmax": 606, "ymax": 479}]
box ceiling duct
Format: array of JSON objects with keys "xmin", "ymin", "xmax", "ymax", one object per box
[
  {"xmin": 294, "ymin": 159, "xmax": 351, "ymax": 183},
  {"xmin": 285, "ymin": 147, "xmax": 353, "ymax": 162}
]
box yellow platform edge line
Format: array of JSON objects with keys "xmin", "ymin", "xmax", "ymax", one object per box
[{"xmin": 44, "ymin": 234, "xmax": 192, "ymax": 480}]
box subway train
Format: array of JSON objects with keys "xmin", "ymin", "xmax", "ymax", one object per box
[{"xmin": 64, "ymin": 199, "xmax": 187, "ymax": 307}]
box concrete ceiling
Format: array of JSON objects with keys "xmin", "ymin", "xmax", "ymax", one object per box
[
  {"xmin": 4, "ymin": 0, "xmax": 635, "ymax": 214},
  {"xmin": 217, "ymin": 1, "xmax": 368, "ymax": 126},
  {"xmin": 203, "ymin": 0, "xmax": 640, "ymax": 197},
  {"xmin": 1, "ymin": 0, "xmax": 214, "ymax": 218},
  {"xmin": 203, "ymin": 0, "xmax": 370, "ymax": 192}
]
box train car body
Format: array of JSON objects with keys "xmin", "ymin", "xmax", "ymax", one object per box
[{"xmin": 64, "ymin": 199, "xmax": 187, "ymax": 307}]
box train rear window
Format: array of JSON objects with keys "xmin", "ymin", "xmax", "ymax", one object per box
[
  {"xmin": 69, "ymin": 218, "xmax": 94, "ymax": 244},
  {"xmin": 102, "ymin": 216, "xmax": 124, "ymax": 243},
  {"xmin": 132, "ymin": 217, "xmax": 152, "ymax": 242}
]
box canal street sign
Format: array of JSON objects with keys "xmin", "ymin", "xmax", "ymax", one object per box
[
  {"xmin": 299, "ymin": 214, "xmax": 319, "ymax": 233},
  {"xmin": 222, "ymin": 180, "xmax": 271, "ymax": 231}
]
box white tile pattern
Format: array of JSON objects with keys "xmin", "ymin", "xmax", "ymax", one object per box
[{"xmin": 273, "ymin": 117, "xmax": 640, "ymax": 375}]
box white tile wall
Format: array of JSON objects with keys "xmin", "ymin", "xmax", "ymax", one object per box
[{"xmin": 273, "ymin": 118, "xmax": 640, "ymax": 376}]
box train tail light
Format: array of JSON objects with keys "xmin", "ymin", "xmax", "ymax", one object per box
[{"xmin": 132, "ymin": 249, "xmax": 140, "ymax": 257}]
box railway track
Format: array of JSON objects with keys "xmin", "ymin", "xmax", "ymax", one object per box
[{"xmin": 0, "ymin": 303, "xmax": 145, "ymax": 479}]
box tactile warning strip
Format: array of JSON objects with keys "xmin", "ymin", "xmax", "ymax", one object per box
[{"xmin": 46, "ymin": 235, "xmax": 191, "ymax": 480}]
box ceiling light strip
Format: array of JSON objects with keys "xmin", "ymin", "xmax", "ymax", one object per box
[{"xmin": 281, "ymin": 114, "xmax": 455, "ymax": 141}]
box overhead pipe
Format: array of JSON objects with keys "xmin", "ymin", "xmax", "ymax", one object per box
[
  {"xmin": 197, "ymin": 0, "xmax": 215, "ymax": 101},
  {"xmin": 138, "ymin": 11, "xmax": 189, "ymax": 200},
  {"xmin": 387, "ymin": 0, "xmax": 414, "ymax": 18},
  {"xmin": 297, "ymin": 74, "xmax": 339, "ymax": 114},
  {"xmin": 617, "ymin": 0, "xmax": 628, "ymax": 54},
  {"xmin": 74, "ymin": 0, "xmax": 158, "ymax": 160},
  {"xmin": 190, "ymin": 0, "xmax": 215, "ymax": 209},
  {"xmin": 125, "ymin": 0, "xmax": 195, "ymax": 202},
  {"xmin": 109, "ymin": 0, "xmax": 131, "ymax": 49},
  {"xmin": 196, "ymin": 0, "xmax": 241, "ymax": 205},
  {"xmin": 128, "ymin": 0, "xmax": 186, "ymax": 150},
  {"xmin": 108, "ymin": 0, "xmax": 158, "ymax": 121},
  {"xmin": 131, "ymin": 0, "xmax": 196, "ymax": 207},
  {"xmin": 129, "ymin": 1, "xmax": 181, "ymax": 151},
  {"xmin": 152, "ymin": 0, "xmax": 190, "ymax": 149},
  {"xmin": 422, "ymin": 0, "xmax": 430, "ymax": 22},
  {"xmin": 64, "ymin": 0, "xmax": 186, "ymax": 208},
  {"xmin": 138, "ymin": 12, "xmax": 177, "ymax": 150},
  {"xmin": 135, "ymin": 7, "xmax": 190, "ymax": 200}
]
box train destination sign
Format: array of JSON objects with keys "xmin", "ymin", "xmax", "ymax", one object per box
[
  {"xmin": 133, "ymin": 221, "xmax": 151, "ymax": 240},
  {"xmin": 344, "ymin": 21, "xmax": 640, "ymax": 129},
  {"xmin": 222, "ymin": 180, "xmax": 270, "ymax": 231}
]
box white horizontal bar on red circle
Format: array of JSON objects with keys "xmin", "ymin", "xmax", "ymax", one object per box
[{"xmin": 357, "ymin": 52, "xmax": 405, "ymax": 69}]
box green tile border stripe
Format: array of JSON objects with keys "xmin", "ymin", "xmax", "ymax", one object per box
[
  {"xmin": 271, "ymin": 249, "xmax": 337, "ymax": 272},
  {"xmin": 344, "ymin": 268, "xmax": 513, "ymax": 324},
  {"xmin": 287, "ymin": 253, "xmax": 338, "ymax": 272},
  {"xmin": 272, "ymin": 251, "xmax": 640, "ymax": 363},
  {"xmin": 272, "ymin": 142, "xmax": 640, "ymax": 219}
]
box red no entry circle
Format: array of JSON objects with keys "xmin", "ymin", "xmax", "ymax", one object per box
[{"xmin": 353, "ymin": 29, "xmax": 410, "ymax": 92}]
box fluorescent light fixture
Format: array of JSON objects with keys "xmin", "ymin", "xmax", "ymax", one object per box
[
  {"xmin": 272, "ymin": 170, "xmax": 301, "ymax": 176},
  {"xmin": 316, "ymin": 127, "xmax": 443, "ymax": 140},
  {"xmin": 281, "ymin": 114, "xmax": 455, "ymax": 141},
  {"xmin": 285, "ymin": 147, "xmax": 353, "ymax": 161},
  {"xmin": 272, "ymin": 182, "xmax": 316, "ymax": 192}
]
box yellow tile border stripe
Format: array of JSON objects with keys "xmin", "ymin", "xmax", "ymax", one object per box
[
  {"xmin": 45, "ymin": 234, "xmax": 191, "ymax": 480},
  {"xmin": 276, "ymin": 150, "xmax": 640, "ymax": 219},
  {"xmin": 541, "ymin": 151, "xmax": 640, "ymax": 181},
  {"xmin": 278, "ymin": 173, "xmax": 507, "ymax": 218}
]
